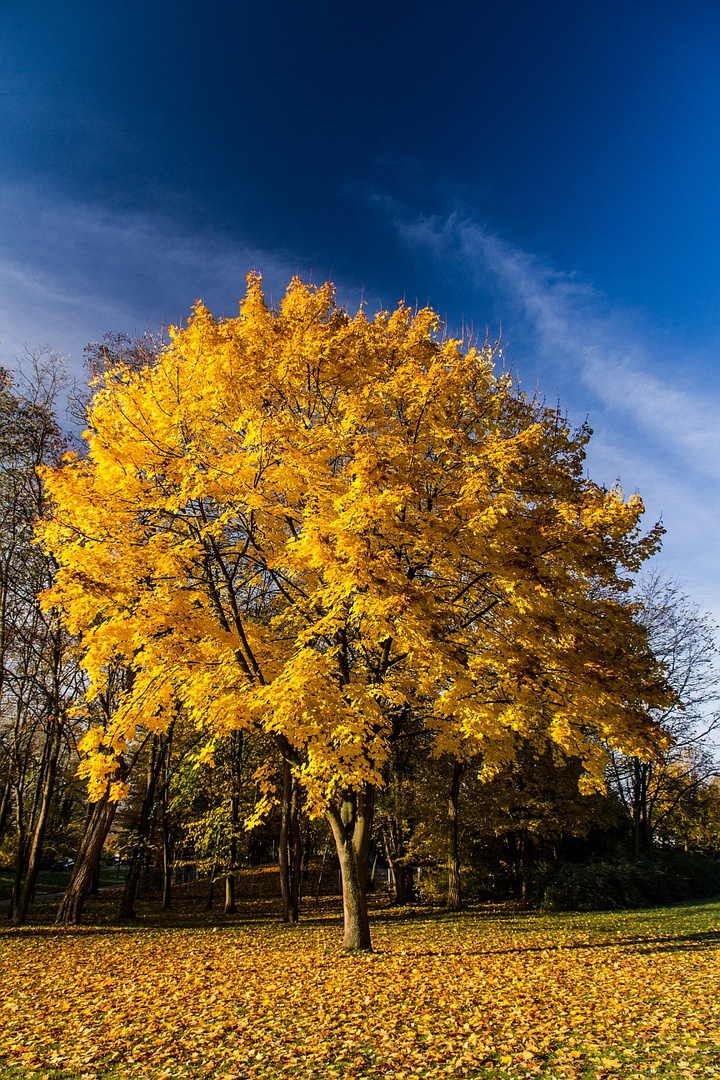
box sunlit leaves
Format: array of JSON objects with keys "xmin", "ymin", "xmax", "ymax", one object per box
[{"xmin": 38, "ymin": 275, "xmax": 671, "ymax": 812}]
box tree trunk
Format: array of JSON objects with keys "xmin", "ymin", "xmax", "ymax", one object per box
[
  {"xmin": 119, "ymin": 852, "xmax": 143, "ymax": 920},
  {"xmin": 632, "ymin": 758, "xmax": 652, "ymax": 861},
  {"xmin": 367, "ymin": 850, "xmax": 378, "ymax": 892},
  {"xmin": 162, "ymin": 807, "xmax": 173, "ymax": 910},
  {"xmin": 13, "ymin": 718, "xmax": 63, "ymax": 925},
  {"xmin": 326, "ymin": 786, "xmax": 374, "ymax": 951},
  {"xmin": 0, "ymin": 781, "xmax": 11, "ymax": 836},
  {"xmin": 387, "ymin": 856, "xmax": 414, "ymax": 904},
  {"xmin": 224, "ymin": 870, "xmax": 236, "ymax": 913},
  {"xmin": 381, "ymin": 820, "xmax": 414, "ymax": 905},
  {"xmin": 446, "ymin": 759, "xmax": 464, "ymax": 911},
  {"xmin": 7, "ymin": 788, "xmax": 25, "ymax": 920},
  {"xmin": 314, "ymin": 844, "xmax": 328, "ymax": 902},
  {"xmin": 279, "ymin": 760, "xmax": 302, "ymax": 923},
  {"xmin": 223, "ymin": 803, "xmax": 237, "ymax": 913},
  {"xmin": 90, "ymin": 854, "xmax": 101, "ymax": 895},
  {"xmin": 56, "ymin": 790, "xmax": 119, "ymax": 924},
  {"xmin": 224, "ymin": 730, "xmax": 242, "ymax": 915},
  {"xmin": 118, "ymin": 735, "xmax": 166, "ymax": 921},
  {"xmin": 520, "ymin": 833, "xmax": 534, "ymax": 900}
]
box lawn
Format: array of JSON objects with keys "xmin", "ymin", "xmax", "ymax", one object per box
[
  {"xmin": 0, "ymin": 866, "xmax": 125, "ymax": 902},
  {"xmin": 0, "ymin": 877, "xmax": 718, "ymax": 1079}
]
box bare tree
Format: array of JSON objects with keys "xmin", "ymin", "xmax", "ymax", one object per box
[
  {"xmin": 608, "ymin": 572, "xmax": 719, "ymax": 857},
  {"xmin": 0, "ymin": 354, "xmax": 88, "ymax": 924}
]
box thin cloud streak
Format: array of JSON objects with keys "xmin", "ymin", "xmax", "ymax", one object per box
[
  {"xmin": 0, "ymin": 183, "xmax": 308, "ymax": 372},
  {"xmin": 396, "ymin": 212, "xmax": 720, "ymax": 620},
  {"xmin": 399, "ymin": 214, "xmax": 720, "ymax": 482}
]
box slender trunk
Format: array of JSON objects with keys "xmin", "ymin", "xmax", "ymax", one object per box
[
  {"xmin": 290, "ymin": 775, "xmax": 302, "ymax": 914},
  {"xmin": 301, "ymin": 822, "xmax": 312, "ymax": 881},
  {"xmin": 446, "ymin": 760, "xmax": 464, "ymax": 911},
  {"xmin": 13, "ymin": 718, "xmax": 63, "ymax": 925},
  {"xmin": 90, "ymin": 855, "xmax": 101, "ymax": 895},
  {"xmin": 56, "ymin": 791, "xmax": 119, "ymax": 924},
  {"xmin": 224, "ymin": 870, "xmax": 236, "ymax": 913},
  {"xmin": 279, "ymin": 761, "xmax": 302, "ymax": 923},
  {"xmin": 7, "ymin": 790, "xmax": 25, "ymax": 920},
  {"xmin": 314, "ymin": 844, "xmax": 328, "ymax": 903},
  {"xmin": 642, "ymin": 761, "xmax": 653, "ymax": 854},
  {"xmin": 381, "ymin": 822, "xmax": 414, "ymax": 905},
  {"xmin": 162, "ymin": 809, "xmax": 172, "ymax": 910},
  {"xmin": 161, "ymin": 726, "xmax": 174, "ymax": 910},
  {"xmin": 119, "ymin": 852, "xmax": 143, "ymax": 919},
  {"xmin": 632, "ymin": 758, "xmax": 650, "ymax": 861},
  {"xmin": 367, "ymin": 850, "xmax": 378, "ymax": 893},
  {"xmin": 206, "ymin": 854, "xmax": 220, "ymax": 910},
  {"xmin": 326, "ymin": 786, "xmax": 374, "ymax": 951},
  {"xmin": 278, "ymin": 760, "xmax": 291, "ymax": 920},
  {"xmin": 520, "ymin": 833, "xmax": 534, "ymax": 900},
  {"xmin": 224, "ymin": 730, "xmax": 241, "ymax": 915},
  {"xmin": 118, "ymin": 735, "xmax": 167, "ymax": 920},
  {"xmin": 26, "ymin": 728, "xmax": 51, "ymax": 841},
  {"xmin": 223, "ymin": 802, "xmax": 237, "ymax": 914},
  {"xmin": 0, "ymin": 781, "xmax": 11, "ymax": 836}
]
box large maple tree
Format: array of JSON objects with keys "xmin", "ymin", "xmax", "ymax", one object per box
[{"xmin": 39, "ymin": 276, "xmax": 670, "ymax": 948}]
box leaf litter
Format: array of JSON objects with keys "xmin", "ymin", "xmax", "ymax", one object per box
[{"xmin": 1, "ymin": 901, "xmax": 719, "ymax": 1079}]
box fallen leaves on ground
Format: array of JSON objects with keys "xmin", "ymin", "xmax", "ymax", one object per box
[{"xmin": 1, "ymin": 900, "xmax": 719, "ymax": 1078}]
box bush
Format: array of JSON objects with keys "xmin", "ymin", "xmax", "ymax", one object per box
[{"xmin": 540, "ymin": 851, "xmax": 720, "ymax": 911}]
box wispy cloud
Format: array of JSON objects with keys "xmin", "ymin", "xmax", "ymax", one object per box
[
  {"xmin": 0, "ymin": 182, "xmax": 308, "ymax": 372},
  {"xmin": 394, "ymin": 212, "xmax": 720, "ymax": 620}
]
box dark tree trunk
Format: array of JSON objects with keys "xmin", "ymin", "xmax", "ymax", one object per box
[
  {"xmin": 118, "ymin": 735, "xmax": 167, "ymax": 921},
  {"xmin": 56, "ymin": 789, "xmax": 119, "ymax": 924},
  {"xmin": 90, "ymin": 852, "xmax": 102, "ymax": 895},
  {"xmin": 387, "ymin": 859, "xmax": 414, "ymax": 905},
  {"xmin": 160, "ymin": 724, "xmax": 175, "ymax": 909},
  {"xmin": 632, "ymin": 758, "xmax": 652, "ymax": 860},
  {"xmin": 162, "ymin": 807, "xmax": 172, "ymax": 910},
  {"xmin": 367, "ymin": 850, "xmax": 378, "ymax": 893},
  {"xmin": 119, "ymin": 852, "xmax": 143, "ymax": 920},
  {"xmin": 446, "ymin": 759, "xmax": 464, "ymax": 911},
  {"xmin": 224, "ymin": 870, "xmax": 236, "ymax": 914},
  {"xmin": 314, "ymin": 844, "xmax": 329, "ymax": 902},
  {"xmin": 381, "ymin": 820, "xmax": 414, "ymax": 906},
  {"xmin": 7, "ymin": 789, "xmax": 25, "ymax": 921},
  {"xmin": 223, "ymin": 794, "xmax": 238, "ymax": 914},
  {"xmin": 223, "ymin": 730, "xmax": 243, "ymax": 915},
  {"xmin": 13, "ymin": 718, "xmax": 63, "ymax": 925},
  {"xmin": 326, "ymin": 786, "xmax": 374, "ymax": 951},
  {"xmin": 279, "ymin": 760, "xmax": 302, "ymax": 923},
  {"xmin": 520, "ymin": 833, "xmax": 534, "ymax": 900},
  {"xmin": 0, "ymin": 781, "xmax": 12, "ymax": 837},
  {"xmin": 206, "ymin": 860, "xmax": 218, "ymax": 910}
]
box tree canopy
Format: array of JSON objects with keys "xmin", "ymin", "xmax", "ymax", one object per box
[{"xmin": 38, "ymin": 275, "xmax": 672, "ymax": 947}]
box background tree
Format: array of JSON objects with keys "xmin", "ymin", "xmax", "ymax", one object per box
[
  {"xmin": 608, "ymin": 573, "xmax": 719, "ymax": 858},
  {"xmin": 0, "ymin": 355, "xmax": 89, "ymax": 925}
]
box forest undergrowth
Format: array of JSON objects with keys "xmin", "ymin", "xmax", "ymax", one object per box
[{"xmin": 1, "ymin": 872, "xmax": 719, "ymax": 1080}]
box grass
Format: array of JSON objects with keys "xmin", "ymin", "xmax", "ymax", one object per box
[
  {"xmin": 0, "ymin": 870, "xmax": 718, "ymax": 1079},
  {"xmin": 0, "ymin": 865, "xmax": 125, "ymax": 902}
]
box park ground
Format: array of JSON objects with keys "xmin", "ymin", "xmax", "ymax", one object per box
[{"xmin": 0, "ymin": 870, "xmax": 719, "ymax": 1080}]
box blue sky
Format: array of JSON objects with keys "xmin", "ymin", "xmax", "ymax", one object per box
[{"xmin": 1, "ymin": 0, "xmax": 719, "ymax": 622}]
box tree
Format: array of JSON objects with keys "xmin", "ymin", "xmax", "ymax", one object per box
[
  {"xmin": 38, "ymin": 276, "xmax": 671, "ymax": 949},
  {"xmin": 0, "ymin": 354, "xmax": 87, "ymax": 925},
  {"xmin": 608, "ymin": 573, "xmax": 719, "ymax": 857}
]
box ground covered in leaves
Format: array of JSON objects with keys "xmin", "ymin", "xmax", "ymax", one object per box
[{"xmin": 1, "ymin": 880, "xmax": 719, "ymax": 1079}]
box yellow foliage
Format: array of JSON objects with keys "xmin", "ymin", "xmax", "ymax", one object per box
[{"xmin": 38, "ymin": 276, "xmax": 671, "ymax": 810}]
